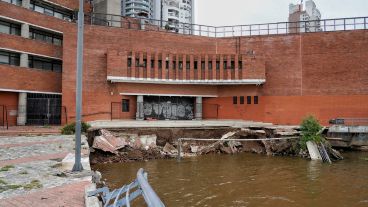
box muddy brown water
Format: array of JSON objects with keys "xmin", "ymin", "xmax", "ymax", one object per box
[{"xmin": 93, "ymin": 152, "xmax": 368, "ymax": 207}]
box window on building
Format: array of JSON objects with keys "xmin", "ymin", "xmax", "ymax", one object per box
[
  {"xmin": 231, "ymin": 61, "xmax": 235, "ymax": 69},
  {"xmin": 240, "ymin": 96, "xmax": 244, "ymax": 104},
  {"xmin": 201, "ymin": 61, "xmax": 205, "ymax": 70},
  {"xmin": 233, "ymin": 96, "xmax": 237, "ymax": 104},
  {"xmin": 223, "ymin": 61, "xmax": 227, "ymax": 69},
  {"xmin": 28, "ymin": 55, "xmax": 62, "ymax": 72},
  {"xmin": 151, "ymin": 59, "xmax": 154, "ymax": 68},
  {"xmin": 173, "ymin": 61, "xmax": 176, "ymax": 69},
  {"xmin": 127, "ymin": 57, "xmax": 132, "ymax": 67},
  {"xmin": 158, "ymin": 60, "xmax": 162, "ymax": 69},
  {"xmin": 179, "ymin": 61, "xmax": 183, "ymax": 70},
  {"xmin": 122, "ymin": 99, "xmax": 130, "ymax": 112},
  {"xmin": 239, "ymin": 61, "xmax": 243, "ymax": 69},
  {"xmin": 254, "ymin": 96, "xmax": 259, "ymax": 104},
  {"xmin": 247, "ymin": 96, "xmax": 252, "ymax": 104},
  {"xmin": 194, "ymin": 61, "xmax": 198, "ymax": 70},
  {"xmin": 186, "ymin": 61, "xmax": 190, "ymax": 69},
  {"xmin": 29, "ymin": 28, "xmax": 63, "ymax": 45},
  {"xmin": 2, "ymin": 0, "xmax": 22, "ymax": 6},
  {"xmin": 0, "ymin": 50, "xmax": 20, "ymax": 66},
  {"xmin": 0, "ymin": 20, "xmax": 21, "ymax": 36},
  {"xmin": 143, "ymin": 59, "xmax": 147, "ymax": 68},
  {"xmin": 208, "ymin": 61, "xmax": 212, "ymax": 70},
  {"xmin": 165, "ymin": 60, "xmax": 169, "ymax": 69},
  {"xmin": 29, "ymin": 1, "xmax": 73, "ymax": 21},
  {"xmin": 135, "ymin": 58, "xmax": 140, "ymax": 67},
  {"xmin": 216, "ymin": 61, "xmax": 220, "ymax": 70}
]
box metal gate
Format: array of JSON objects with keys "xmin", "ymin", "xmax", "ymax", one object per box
[{"xmin": 26, "ymin": 93, "xmax": 62, "ymax": 125}]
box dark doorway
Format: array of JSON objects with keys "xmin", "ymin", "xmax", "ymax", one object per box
[
  {"xmin": 143, "ymin": 96, "xmax": 194, "ymax": 120},
  {"xmin": 27, "ymin": 93, "xmax": 62, "ymax": 125}
]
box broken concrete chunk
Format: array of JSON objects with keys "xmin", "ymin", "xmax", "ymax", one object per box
[
  {"xmin": 92, "ymin": 136, "xmax": 118, "ymax": 154},
  {"xmin": 139, "ymin": 135, "xmax": 157, "ymax": 149},
  {"xmin": 163, "ymin": 142, "xmax": 178, "ymax": 155},
  {"xmin": 100, "ymin": 129, "xmax": 127, "ymax": 150}
]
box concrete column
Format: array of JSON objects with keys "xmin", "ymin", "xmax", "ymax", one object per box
[
  {"xmin": 195, "ymin": 97, "xmax": 203, "ymax": 120},
  {"xmin": 17, "ymin": 92, "xmax": 27, "ymax": 126},
  {"xmin": 21, "ymin": 23, "xmax": 29, "ymax": 38},
  {"xmin": 22, "ymin": 0, "xmax": 30, "ymax": 9},
  {"xmin": 20, "ymin": 53, "xmax": 28, "ymax": 68},
  {"xmin": 136, "ymin": 95, "xmax": 144, "ymax": 120}
]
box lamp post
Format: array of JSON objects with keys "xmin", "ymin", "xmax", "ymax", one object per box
[{"xmin": 72, "ymin": 0, "xmax": 84, "ymax": 172}]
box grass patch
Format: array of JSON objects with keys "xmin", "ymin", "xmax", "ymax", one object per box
[
  {"xmin": 0, "ymin": 179, "xmax": 7, "ymax": 185},
  {"xmin": 23, "ymin": 180, "xmax": 43, "ymax": 190},
  {"xmin": 0, "ymin": 165, "xmax": 15, "ymax": 172},
  {"xmin": 0, "ymin": 184, "xmax": 23, "ymax": 193}
]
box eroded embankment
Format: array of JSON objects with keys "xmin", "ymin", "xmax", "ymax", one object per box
[{"xmin": 87, "ymin": 126, "xmax": 304, "ymax": 165}]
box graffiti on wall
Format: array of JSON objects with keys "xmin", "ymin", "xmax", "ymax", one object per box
[{"xmin": 143, "ymin": 97, "xmax": 194, "ymax": 120}]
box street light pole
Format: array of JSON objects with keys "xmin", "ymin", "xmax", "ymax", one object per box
[{"xmin": 72, "ymin": 0, "xmax": 84, "ymax": 172}]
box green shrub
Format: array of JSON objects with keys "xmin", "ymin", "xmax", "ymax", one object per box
[
  {"xmin": 61, "ymin": 122, "xmax": 91, "ymax": 135},
  {"xmin": 299, "ymin": 115, "xmax": 324, "ymax": 150}
]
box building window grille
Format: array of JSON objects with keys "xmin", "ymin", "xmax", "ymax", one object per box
[
  {"xmin": 122, "ymin": 99, "xmax": 130, "ymax": 112},
  {"xmin": 240, "ymin": 96, "xmax": 244, "ymax": 104},
  {"xmin": 233, "ymin": 96, "xmax": 237, "ymax": 104},
  {"xmin": 247, "ymin": 96, "xmax": 252, "ymax": 104},
  {"xmin": 29, "ymin": 28, "xmax": 62, "ymax": 45},
  {"xmin": 0, "ymin": 50, "xmax": 20, "ymax": 66},
  {"xmin": 0, "ymin": 20, "xmax": 21, "ymax": 36},
  {"xmin": 28, "ymin": 55, "xmax": 62, "ymax": 72},
  {"xmin": 254, "ymin": 96, "xmax": 259, "ymax": 104}
]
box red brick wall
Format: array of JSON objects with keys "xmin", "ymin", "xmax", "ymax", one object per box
[{"xmin": 0, "ymin": 65, "xmax": 62, "ymax": 93}]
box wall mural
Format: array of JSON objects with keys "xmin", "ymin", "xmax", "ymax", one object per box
[{"xmin": 143, "ymin": 96, "xmax": 194, "ymax": 120}]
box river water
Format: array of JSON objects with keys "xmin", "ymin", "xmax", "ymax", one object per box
[{"xmin": 93, "ymin": 152, "xmax": 368, "ymax": 207}]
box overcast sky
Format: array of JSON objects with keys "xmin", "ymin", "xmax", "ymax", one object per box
[{"xmin": 195, "ymin": 0, "xmax": 368, "ymax": 26}]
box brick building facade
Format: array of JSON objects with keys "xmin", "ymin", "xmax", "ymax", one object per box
[{"xmin": 0, "ymin": 0, "xmax": 367, "ymax": 126}]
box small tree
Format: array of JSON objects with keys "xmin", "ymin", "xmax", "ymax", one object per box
[{"xmin": 299, "ymin": 115, "xmax": 324, "ymax": 149}]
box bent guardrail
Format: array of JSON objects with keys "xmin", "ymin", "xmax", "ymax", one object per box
[{"xmin": 88, "ymin": 168, "xmax": 165, "ymax": 207}]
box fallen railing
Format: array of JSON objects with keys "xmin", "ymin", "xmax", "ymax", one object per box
[
  {"xmin": 88, "ymin": 168, "xmax": 165, "ymax": 207},
  {"xmin": 177, "ymin": 137, "xmax": 300, "ymax": 160}
]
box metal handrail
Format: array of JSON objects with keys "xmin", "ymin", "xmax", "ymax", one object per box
[
  {"xmin": 88, "ymin": 168, "xmax": 165, "ymax": 207},
  {"xmin": 85, "ymin": 13, "xmax": 368, "ymax": 38}
]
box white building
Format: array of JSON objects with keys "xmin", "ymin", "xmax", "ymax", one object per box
[
  {"xmin": 289, "ymin": 0, "xmax": 322, "ymax": 33},
  {"xmin": 121, "ymin": 0, "xmax": 194, "ymax": 32},
  {"xmin": 121, "ymin": 0, "xmax": 155, "ymax": 19}
]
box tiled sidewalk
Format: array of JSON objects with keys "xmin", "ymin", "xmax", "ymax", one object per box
[{"xmin": 0, "ymin": 134, "xmax": 91, "ymax": 207}]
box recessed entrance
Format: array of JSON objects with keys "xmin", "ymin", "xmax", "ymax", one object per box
[{"xmin": 143, "ymin": 96, "xmax": 194, "ymax": 120}]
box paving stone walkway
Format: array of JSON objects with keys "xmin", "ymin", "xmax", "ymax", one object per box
[{"xmin": 0, "ymin": 134, "xmax": 92, "ymax": 207}]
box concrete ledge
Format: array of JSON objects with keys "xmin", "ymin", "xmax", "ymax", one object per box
[{"xmin": 85, "ymin": 183, "xmax": 101, "ymax": 207}]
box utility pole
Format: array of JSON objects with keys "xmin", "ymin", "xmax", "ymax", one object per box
[{"xmin": 72, "ymin": 0, "xmax": 84, "ymax": 172}]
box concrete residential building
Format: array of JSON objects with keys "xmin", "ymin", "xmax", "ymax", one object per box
[
  {"xmin": 121, "ymin": 0, "xmax": 155, "ymax": 19},
  {"xmin": 0, "ymin": 0, "xmax": 367, "ymax": 127},
  {"xmin": 289, "ymin": 0, "xmax": 322, "ymax": 33}
]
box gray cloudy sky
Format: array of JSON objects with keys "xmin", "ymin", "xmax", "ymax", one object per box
[{"xmin": 195, "ymin": 0, "xmax": 368, "ymax": 26}]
